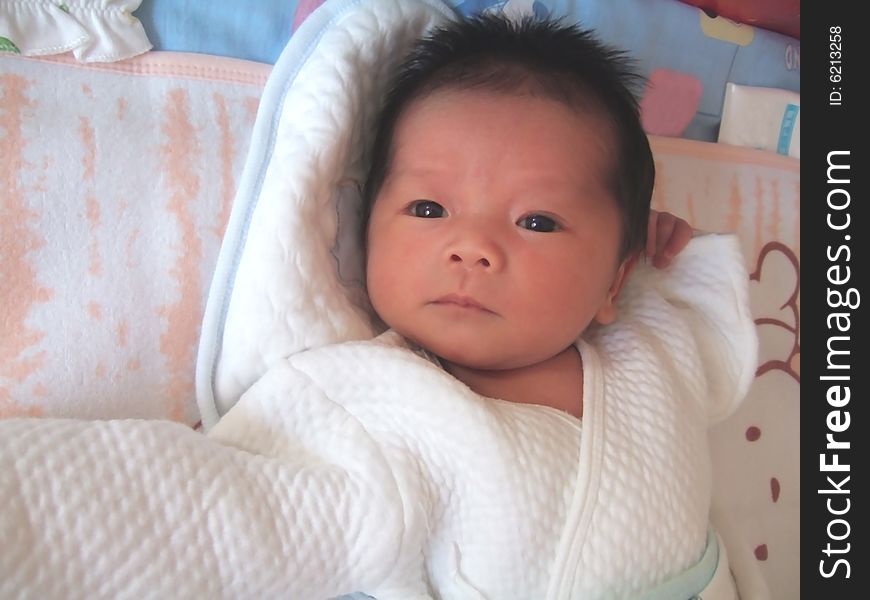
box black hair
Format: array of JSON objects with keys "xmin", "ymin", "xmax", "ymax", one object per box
[{"xmin": 363, "ymin": 13, "xmax": 654, "ymax": 258}]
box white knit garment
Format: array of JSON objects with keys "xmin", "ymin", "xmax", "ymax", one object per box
[{"xmin": 0, "ymin": 234, "xmax": 756, "ymax": 599}]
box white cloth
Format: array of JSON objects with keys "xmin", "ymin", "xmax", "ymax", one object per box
[
  {"xmin": 0, "ymin": 234, "xmax": 756, "ymax": 599},
  {"xmin": 0, "ymin": 0, "xmax": 151, "ymax": 62}
]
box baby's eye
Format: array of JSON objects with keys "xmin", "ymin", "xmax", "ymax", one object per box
[
  {"xmin": 409, "ymin": 200, "xmax": 446, "ymax": 218},
  {"xmin": 517, "ymin": 214, "xmax": 559, "ymax": 232}
]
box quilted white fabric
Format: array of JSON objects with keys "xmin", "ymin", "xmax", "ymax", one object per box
[
  {"xmin": 0, "ymin": 235, "xmax": 755, "ymax": 599},
  {"xmin": 196, "ymin": 0, "xmax": 456, "ymax": 426}
]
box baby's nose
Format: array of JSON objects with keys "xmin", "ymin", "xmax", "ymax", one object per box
[
  {"xmin": 450, "ymin": 252, "xmax": 491, "ymax": 268},
  {"xmin": 446, "ymin": 235, "xmax": 504, "ymax": 271}
]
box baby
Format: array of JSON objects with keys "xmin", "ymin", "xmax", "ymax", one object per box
[
  {"xmin": 0, "ymin": 14, "xmax": 756, "ymax": 600},
  {"xmin": 364, "ymin": 15, "xmax": 689, "ymax": 420}
]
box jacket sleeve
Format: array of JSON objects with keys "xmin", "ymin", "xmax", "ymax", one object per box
[
  {"xmin": 0, "ymin": 361, "xmax": 419, "ymax": 599},
  {"xmin": 617, "ymin": 233, "xmax": 758, "ymax": 423}
]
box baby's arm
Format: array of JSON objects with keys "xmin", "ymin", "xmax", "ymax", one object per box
[
  {"xmin": 619, "ymin": 216, "xmax": 758, "ymax": 422},
  {"xmin": 0, "ymin": 363, "xmax": 421, "ymax": 598}
]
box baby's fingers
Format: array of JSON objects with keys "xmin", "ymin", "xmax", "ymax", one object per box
[{"xmin": 647, "ymin": 211, "xmax": 693, "ymax": 268}]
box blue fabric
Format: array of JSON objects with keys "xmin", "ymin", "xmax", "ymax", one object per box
[
  {"xmin": 336, "ymin": 533, "xmax": 719, "ymax": 599},
  {"xmin": 137, "ymin": 0, "xmax": 301, "ymax": 64},
  {"xmin": 635, "ymin": 528, "xmax": 720, "ymax": 600},
  {"xmin": 136, "ymin": 0, "xmax": 800, "ymax": 139},
  {"xmin": 447, "ymin": 0, "xmax": 800, "ymax": 141}
]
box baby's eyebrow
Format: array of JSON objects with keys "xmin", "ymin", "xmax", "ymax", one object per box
[
  {"xmin": 387, "ymin": 164, "xmax": 449, "ymax": 179},
  {"xmin": 381, "ymin": 166, "xmax": 451, "ymax": 190},
  {"xmin": 510, "ymin": 177, "xmax": 611, "ymax": 198}
]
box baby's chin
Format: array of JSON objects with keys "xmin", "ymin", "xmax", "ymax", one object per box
[
  {"xmin": 438, "ymin": 353, "xmax": 512, "ymax": 373},
  {"xmin": 394, "ymin": 328, "xmax": 498, "ymax": 370},
  {"xmin": 411, "ymin": 334, "xmax": 532, "ymax": 373},
  {"xmin": 390, "ymin": 320, "xmax": 577, "ymax": 372}
]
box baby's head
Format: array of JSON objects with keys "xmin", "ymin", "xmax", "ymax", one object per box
[{"xmin": 363, "ymin": 15, "xmax": 654, "ymax": 372}]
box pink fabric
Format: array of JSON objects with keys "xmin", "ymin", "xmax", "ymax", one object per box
[{"xmin": 293, "ymin": 0, "xmax": 327, "ymax": 32}]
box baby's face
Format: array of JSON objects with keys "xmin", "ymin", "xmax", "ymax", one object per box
[{"xmin": 366, "ymin": 89, "xmax": 630, "ymax": 371}]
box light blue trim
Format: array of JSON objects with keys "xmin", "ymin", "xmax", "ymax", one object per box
[
  {"xmin": 195, "ymin": 0, "xmax": 456, "ymax": 429},
  {"xmin": 777, "ymin": 103, "xmax": 799, "ymax": 155},
  {"xmin": 631, "ymin": 528, "xmax": 720, "ymax": 600},
  {"xmin": 344, "ymin": 528, "xmax": 720, "ymax": 600}
]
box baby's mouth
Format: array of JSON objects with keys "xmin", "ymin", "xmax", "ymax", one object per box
[{"xmin": 431, "ymin": 294, "xmax": 496, "ymax": 314}]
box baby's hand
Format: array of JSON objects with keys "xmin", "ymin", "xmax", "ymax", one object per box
[{"xmin": 646, "ymin": 210, "xmax": 693, "ymax": 269}]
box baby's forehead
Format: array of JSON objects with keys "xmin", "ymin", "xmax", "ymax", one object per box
[
  {"xmin": 407, "ymin": 80, "xmax": 610, "ymax": 119},
  {"xmin": 389, "ymin": 88, "xmax": 618, "ymax": 178},
  {"xmin": 396, "ymin": 86, "xmax": 617, "ymax": 147}
]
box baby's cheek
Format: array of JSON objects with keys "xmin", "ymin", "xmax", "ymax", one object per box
[
  {"xmin": 366, "ymin": 248, "xmax": 412, "ymax": 322},
  {"xmin": 365, "ymin": 261, "xmax": 392, "ymax": 312},
  {"xmin": 524, "ymin": 265, "xmax": 602, "ymax": 330},
  {"xmin": 518, "ymin": 256, "xmax": 577, "ymax": 302}
]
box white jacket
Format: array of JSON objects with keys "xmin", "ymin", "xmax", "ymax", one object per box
[{"xmin": 0, "ymin": 234, "xmax": 756, "ymax": 599}]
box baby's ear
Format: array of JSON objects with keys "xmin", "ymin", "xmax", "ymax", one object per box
[{"xmin": 593, "ymin": 253, "xmax": 639, "ymax": 325}]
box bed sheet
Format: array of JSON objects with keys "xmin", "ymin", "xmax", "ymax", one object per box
[{"xmin": 1, "ymin": 52, "xmax": 268, "ymax": 424}]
